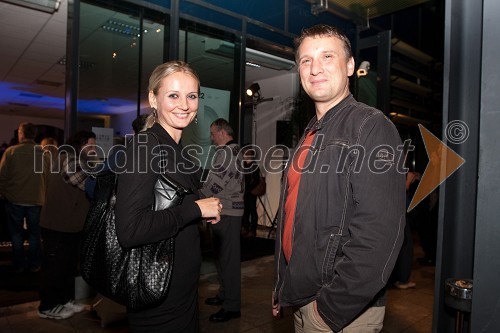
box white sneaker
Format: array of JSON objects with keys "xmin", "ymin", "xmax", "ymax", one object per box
[
  {"xmin": 39, "ymin": 304, "xmax": 75, "ymax": 320},
  {"xmin": 64, "ymin": 300, "xmax": 86, "ymax": 313}
]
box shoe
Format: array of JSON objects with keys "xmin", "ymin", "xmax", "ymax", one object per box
[
  {"xmin": 205, "ymin": 296, "xmax": 224, "ymax": 306},
  {"xmin": 394, "ymin": 281, "xmax": 416, "ymax": 289},
  {"xmin": 38, "ymin": 304, "xmax": 75, "ymax": 320},
  {"xmin": 209, "ymin": 308, "xmax": 241, "ymax": 322},
  {"xmin": 64, "ymin": 300, "xmax": 86, "ymax": 313}
]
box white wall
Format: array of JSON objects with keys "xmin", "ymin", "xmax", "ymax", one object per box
[
  {"xmin": 252, "ymin": 72, "xmax": 300, "ymax": 226},
  {"xmin": 0, "ymin": 114, "xmax": 64, "ymax": 144}
]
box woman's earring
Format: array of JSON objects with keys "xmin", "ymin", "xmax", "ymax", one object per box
[{"xmin": 195, "ymin": 116, "xmax": 198, "ymax": 124}]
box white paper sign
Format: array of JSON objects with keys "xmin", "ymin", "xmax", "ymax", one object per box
[{"xmin": 92, "ymin": 127, "xmax": 114, "ymax": 158}]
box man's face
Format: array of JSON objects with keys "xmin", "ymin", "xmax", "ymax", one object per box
[
  {"xmin": 210, "ymin": 126, "xmax": 223, "ymax": 146},
  {"xmin": 81, "ymin": 138, "xmax": 97, "ymax": 159},
  {"xmin": 297, "ymin": 35, "xmax": 354, "ymax": 113},
  {"xmin": 17, "ymin": 128, "xmax": 24, "ymax": 141}
]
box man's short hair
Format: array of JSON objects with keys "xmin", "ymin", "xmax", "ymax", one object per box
[
  {"xmin": 294, "ymin": 24, "xmax": 353, "ymax": 62},
  {"xmin": 211, "ymin": 118, "xmax": 234, "ymax": 138},
  {"xmin": 18, "ymin": 123, "xmax": 36, "ymax": 140}
]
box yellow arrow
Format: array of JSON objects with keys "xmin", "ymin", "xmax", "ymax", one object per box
[{"xmin": 408, "ymin": 124, "xmax": 466, "ymax": 212}]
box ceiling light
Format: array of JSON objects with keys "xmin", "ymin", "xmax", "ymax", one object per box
[
  {"xmin": 246, "ymin": 62, "xmax": 261, "ymax": 68},
  {"xmin": 102, "ymin": 19, "xmax": 141, "ymax": 37}
]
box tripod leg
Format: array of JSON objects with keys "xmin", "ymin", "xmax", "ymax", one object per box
[
  {"xmin": 268, "ymin": 208, "xmax": 280, "ymax": 239},
  {"xmin": 258, "ymin": 196, "xmax": 273, "ymax": 222}
]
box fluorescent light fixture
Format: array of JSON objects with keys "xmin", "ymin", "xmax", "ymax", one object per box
[
  {"xmin": 205, "ymin": 39, "xmax": 295, "ymax": 71},
  {"xmin": 246, "ymin": 62, "xmax": 261, "ymax": 68},
  {"xmin": 392, "ymin": 38, "xmax": 434, "ymax": 64},
  {"xmin": 3, "ymin": 0, "xmax": 61, "ymax": 13}
]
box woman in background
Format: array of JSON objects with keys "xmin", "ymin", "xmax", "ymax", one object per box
[{"xmin": 38, "ymin": 131, "xmax": 96, "ymax": 320}]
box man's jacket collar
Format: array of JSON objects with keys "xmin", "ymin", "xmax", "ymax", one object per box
[{"xmin": 304, "ymin": 94, "xmax": 354, "ymax": 134}]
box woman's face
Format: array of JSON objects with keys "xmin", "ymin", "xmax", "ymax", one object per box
[{"xmin": 149, "ymin": 71, "xmax": 200, "ymax": 140}]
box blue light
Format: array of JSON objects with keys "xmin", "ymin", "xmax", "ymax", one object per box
[{"xmin": 0, "ymin": 81, "xmax": 135, "ymax": 114}]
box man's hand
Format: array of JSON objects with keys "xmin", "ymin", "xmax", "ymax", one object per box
[
  {"xmin": 272, "ymin": 295, "xmax": 281, "ymax": 317},
  {"xmin": 313, "ymin": 300, "xmax": 328, "ymax": 327}
]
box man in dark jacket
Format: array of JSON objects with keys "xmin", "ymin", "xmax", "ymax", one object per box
[
  {"xmin": 272, "ymin": 24, "xmax": 406, "ymax": 332},
  {"xmin": 0, "ymin": 123, "xmax": 47, "ymax": 273}
]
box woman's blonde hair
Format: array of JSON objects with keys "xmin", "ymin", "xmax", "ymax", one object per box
[{"xmin": 145, "ymin": 60, "xmax": 200, "ymax": 129}]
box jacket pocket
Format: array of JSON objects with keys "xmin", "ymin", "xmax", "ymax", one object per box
[{"xmin": 322, "ymin": 233, "xmax": 342, "ymax": 284}]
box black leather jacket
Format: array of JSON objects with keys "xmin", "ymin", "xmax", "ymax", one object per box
[{"xmin": 273, "ymin": 95, "xmax": 406, "ymax": 332}]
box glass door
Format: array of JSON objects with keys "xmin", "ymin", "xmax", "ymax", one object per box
[
  {"xmin": 78, "ymin": 1, "xmax": 168, "ymax": 155},
  {"xmin": 179, "ymin": 22, "xmax": 240, "ymax": 167}
]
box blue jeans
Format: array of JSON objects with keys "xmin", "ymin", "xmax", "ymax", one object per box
[{"xmin": 4, "ymin": 203, "xmax": 42, "ymax": 270}]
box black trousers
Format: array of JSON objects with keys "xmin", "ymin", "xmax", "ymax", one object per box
[
  {"xmin": 39, "ymin": 228, "xmax": 81, "ymax": 311},
  {"xmin": 242, "ymin": 193, "xmax": 258, "ymax": 232},
  {"xmin": 210, "ymin": 215, "xmax": 242, "ymax": 312}
]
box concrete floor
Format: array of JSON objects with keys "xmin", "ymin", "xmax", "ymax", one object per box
[{"xmin": 0, "ymin": 230, "xmax": 434, "ymax": 333}]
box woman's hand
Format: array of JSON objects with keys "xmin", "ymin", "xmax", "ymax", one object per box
[{"xmin": 195, "ymin": 197, "xmax": 222, "ymax": 224}]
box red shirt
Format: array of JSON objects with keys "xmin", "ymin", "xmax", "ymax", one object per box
[{"xmin": 282, "ymin": 131, "xmax": 316, "ymax": 262}]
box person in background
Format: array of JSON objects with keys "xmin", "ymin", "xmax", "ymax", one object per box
[
  {"xmin": 115, "ymin": 60, "xmax": 221, "ymax": 332},
  {"xmin": 38, "ymin": 130, "xmax": 96, "ymax": 320},
  {"xmin": 272, "ymin": 24, "xmax": 406, "ymax": 332},
  {"xmin": 0, "ymin": 123, "xmax": 47, "ymax": 273},
  {"xmin": 0, "ymin": 142, "xmax": 9, "ymax": 160},
  {"xmin": 417, "ymin": 189, "xmax": 438, "ymax": 267},
  {"xmin": 85, "ymin": 113, "xmax": 147, "ymax": 200},
  {"xmin": 202, "ymin": 118, "xmax": 245, "ymax": 322},
  {"xmin": 40, "ymin": 137, "xmax": 59, "ymax": 165},
  {"xmin": 391, "ymin": 171, "xmax": 421, "ymax": 289},
  {"xmin": 241, "ymin": 147, "xmax": 261, "ymax": 238},
  {"xmin": 132, "ymin": 114, "xmax": 148, "ymax": 134}
]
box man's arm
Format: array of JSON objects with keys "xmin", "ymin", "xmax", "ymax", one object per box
[
  {"xmin": 316, "ymin": 114, "xmax": 406, "ymax": 331},
  {"xmin": 200, "ymin": 146, "xmax": 235, "ymax": 198}
]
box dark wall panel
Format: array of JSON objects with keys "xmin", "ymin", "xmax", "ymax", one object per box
[{"xmin": 472, "ymin": 0, "xmax": 500, "ymax": 331}]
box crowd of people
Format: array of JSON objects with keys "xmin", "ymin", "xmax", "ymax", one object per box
[{"xmin": 0, "ymin": 24, "xmax": 438, "ymax": 333}]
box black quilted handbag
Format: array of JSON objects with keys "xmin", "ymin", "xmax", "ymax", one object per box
[{"xmin": 80, "ymin": 166, "xmax": 192, "ymax": 309}]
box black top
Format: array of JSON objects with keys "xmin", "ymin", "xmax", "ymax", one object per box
[{"xmin": 115, "ymin": 123, "xmax": 203, "ymax": 332}]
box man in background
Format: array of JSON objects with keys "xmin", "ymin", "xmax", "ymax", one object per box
[
  {"xmin": 0, "ymin": 123, "xmax": 47, "ymax": 273},
  {"xmin": 201, "ymin": 118, "xmax": 245, "ymax": 322}
]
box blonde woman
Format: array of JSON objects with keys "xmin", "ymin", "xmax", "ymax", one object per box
[{"xmin": 115, "ymin": 61, "xmax": 221, "ymax": 332}]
